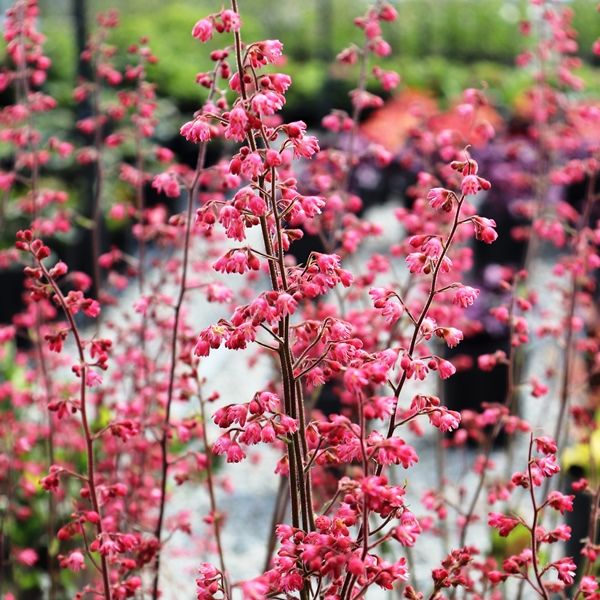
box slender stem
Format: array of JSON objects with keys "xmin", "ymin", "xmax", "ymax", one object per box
[
  {"xmin": 134, "ymin": 73, "xmax": 149, "ymax": 386},
  {"xmin": 383, "ymin": 194, "xmax": 467, "ymax": 457},
  {"xmin": 151, "ymin": 142, "xmax": 208, "ymax": 599},
  {"xmin": 579, "ymin": 482, "xmax": 600, "ymax": 580},
  {"xmin": 34, "ymin": 327, "xmax": 58, "ymax": 600},
  {"xmin": 37, "ymin": 260, "xmax": 112, "ymax": 600},
  {"xmin": 14, "ymin": 9, "xmax": 58, "ymax": 593},
  {"xmin": 199, "ymin": 394, "xmax": 229, "ymax": 586},
  {"xmin": 229, "ymin": 7, "xmax": 311, "ymax": 599},
  {"xmin": 341, "ymin": 194, "xmax": 468, "ymax": 600},
  {"xmin": 526, "ymin": 436, "xmax": 549, "ymax": 600},
  {"xmin": 91, "ymin": 58, "xmax": 104, "ymax": 301},
  {"xmin": 264, "ymin": 477, "xmax": 289, "ymax": 571},
  {"xmin": 459, "ymin": 293, "xmax": 517, "ymax": 546},
  {"xmin": 552, "ymin": 172, "xmax": 597, "ymax": 451}
]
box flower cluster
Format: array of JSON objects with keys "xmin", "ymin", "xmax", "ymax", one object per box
[{"xmin": 2, "ymin": 0, "xmax": 600, "ymax": 599}]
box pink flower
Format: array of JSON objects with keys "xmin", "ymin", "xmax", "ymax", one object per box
[
  {"xmin": 180, "ymin": 118, "xmax": 212, "ymax": 143},
  {"xmin": 297, "ymin": 195, "xmax": 325, "ymax": 218},
  {"xmin": 152, "ymin": 172, "xmax": 180, "ymax": 198},
  {"xmin": 239, "ymin": 152, "xmax": 263, "ymax": 179},
  {"xmin": 192, "ymin": 18, "xmax": 213, "ymax": 42},
  {"xmin": 133, "ymin": 296, "xmax": 149, "ymax": 315},
  {"xmin": 472, "ymin": 216, "xmax": 498, "ymax": 244},
  {"xmin": 155, "ymin": 147, "xmax": 174, "ymax": 162},
  {"xmin": 436, "ymin": 327, "xmax": 463, "ymax": 348},
  {"xmin": 226, "ymin": 441, "xmax": 245, "ymax": 463},
  {"xmin": 291, "ymin": 135, "xmax": 320, "ymax": 159},
  {"xmin": 218, "ymin": 205, "xmax": 246, "ymax": 241},
  {"xmin": 380, "ymin": 299, "xmax": 403, "ymax": 324},
  {"xmin": 379, "ymin": 4, "xmax": 398, "ymax": 21},
  {"xmin": 535, "ymin": 436, "xmax": 558, "ymax": 455},
  {"xmin": 62, "ymin": 550, "xmax": 86, "ymax": 572},
  {"xmin": 373, "ymin": 67, "xmax": 401, "ymax": 91},
  {"xmin": 435, "ymin": 358, "xmax": 456, "ymax": 379},
  {"xmin": 579, "ymin": 576, "xmax": 598, "ymax": 596},
  {"xmin": 422, "ymin": 237, "xmax": 443, "ymax": 258},
  {"xmin": 0, "ymin": 171, "xmax": 15, "ymax": 191},
  {"xmin": 393, "ymin": 512, "xmax": 421, "ymax": 547},
  {"xmin": 194, "ymin": 326, "xmax": 225, "ymax": 357},
  {"xmin": 84, "ymin": 369, "xmax": 102, "ymax": 387},
  {"xmin": 16, "ymin": 548, "xmax": 38, "ymax": 566},
  {"xmin": 261, "ymin": 40, "xmax": 284, "ymax": 63},
  {"xmin": 219, "ymin": 9, "xmax": 241, "ymax": 32},
  {"xmin": 240, "ymin": 579, "xmax": 270, "ymax": 599},
  {"xmin": 461, "ymin": 174, "xmax": 491, "ymax": 195},
  {"xmin": 429, "ymin": 408, "xmax": 461, "ymax": 432},
  {"xmin": 406, "ymin": 252, "xmax": 427, "ymax": 274},
  {"xmin": 109, "ymin": 203, "xmax": 128, "ymax": 220},
  {"xmin": 350, "ymin": 89, "xmax": 384, "ymax": 110},
  {"xmin": 553, "ymin": 557, "xmax": 576, "ymax": 585},
  {"xmin": 247, "ymin": 40, "xmax": 284, "ymax": 67},
  {"xmin": 224, "ymin": 107, "xmax": 248, "ymax": 141},
  {"xmin": 276, "ymin": 293, "xmax": 297, "ymax": 316},
  {"xmin": 213, "ymin": 249, "xmax": 260, "ymax": 274},
  {"xmin": 83, "ymin": 299, "xmax": 101, "ymax": 318},
  {"xmin": 488, "ymin": 512, "xmax": 520, "ymax": 537},
  {"xmin": 536, "ymin": 454, "xmax": 560, "ymax": 478},
  {"xmin": 427, "ymin": 187, "xmax": 454, "ymax": 211},
  {"xmin": 453, "ymin": 285, "xmax": 480, "ymax": 308},
  {"xmin": 251, "ymin": 91, "xmax": 284, "ymax": 116},
  {"xmin": 371, "ymin": 39, "xmax": 392, "ymax": 57}
]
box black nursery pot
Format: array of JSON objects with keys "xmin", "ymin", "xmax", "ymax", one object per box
[
  {"xmin": 288, "ymin": 230, "xmax": 326, "ymax": 267},
  {"xmin": 0, "ymin": 268, "xmax": 25, "ymax": 326},
  {"xmin": 313, "ymin": 379, "xmax": 343, "ymax": 416},
  {"xmin": 443, "ymin": 330, "xmax": 510, "ymax": 448},
  {"xmin": 472, "ymin": 204, "xmax": 528, "ymax": 279},
  {"xmin": 351, "ymin": 162, "xmax": 415, "ymax": 214}
]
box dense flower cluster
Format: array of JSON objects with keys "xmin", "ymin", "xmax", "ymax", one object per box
[{"xmin": 2, "ymin": 0, "xmax": 600, "ymax": 599}]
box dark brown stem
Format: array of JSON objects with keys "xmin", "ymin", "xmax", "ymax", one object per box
[{"xmin": 229, "ymin": 6, "xmax": 311, "ymax": 598}]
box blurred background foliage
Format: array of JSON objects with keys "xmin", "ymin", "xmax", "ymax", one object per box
[{"xmin": 1, "ymin": 0, "xmax": 597, "ymax": 123}]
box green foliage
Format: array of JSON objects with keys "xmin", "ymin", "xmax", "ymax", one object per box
[
  {"xmin": 16, "ymin": 0, "xmax": 600, "ymax": 120},
  {"xmin": 562, "ymin": 425, "xmax": 600, "ymax": 484},
  {"xmin": 490, "ymin": 522, "xmax": 530, "ymax": 560}
]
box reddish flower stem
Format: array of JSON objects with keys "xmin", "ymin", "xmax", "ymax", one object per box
[
  {"xmin": 151, "ymin": 140, "xmax": 208, "ymax": 599},
  {"xmin": 458, "ymin": 291, "xmax": 517, "ymax": 547},
  {"xmin": 36, "ymin": 259, "xmax": 112, "ymax": 600},
  {"xmin": 14, "ymin": 8, "xmax": 58, "ymax": 593},
  {"xmin": 199, "ymin": 393, "xmax": 229, "ymax": 587},
  {"xmin": 151, "ymin": 52, "xmax": 226, "ymax": 596},
  {"xmin": 552, "ymin": 171, "xmax": 597, "ymax": 450},
  {"xmin": 526, "ymin": 435, "xmax": 549, "ymax": 600},
  {"xmin": 230, "ymin": 0, "xmax": 313, "ymax": 546},
  {"xmin": 90, "ymin": 49, "xmax": 105, "ymax": 302},
  {"xmin": 341, "ymin": 191, "xmax": 469, "ymax": 600}
]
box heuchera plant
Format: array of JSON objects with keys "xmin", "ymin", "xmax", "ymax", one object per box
[{"xmin": 2, "ymin": 0, "xmax": 600, "ymax": 598}]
